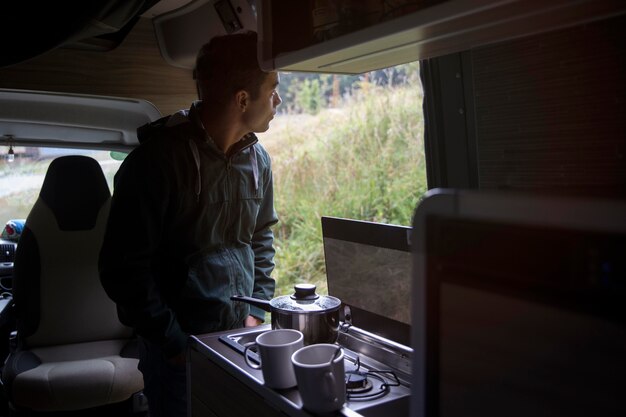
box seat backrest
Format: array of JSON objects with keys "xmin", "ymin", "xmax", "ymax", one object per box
[{"xmin": 13, "ymin": 155, "xmax": 132, "ymax": 348}]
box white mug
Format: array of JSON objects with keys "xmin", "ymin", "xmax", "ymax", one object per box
[
  {"xmin": 291, "ymin": 343, "xmax": 346, "ymax": 414},
  {"xmin": 243, "ymin": 329, "xmax": 304, "ymax": 389}
]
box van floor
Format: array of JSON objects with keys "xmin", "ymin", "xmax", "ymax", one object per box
[{"xmin": 0, "ymin": 399, "xmax": 148, "ymax": 417}]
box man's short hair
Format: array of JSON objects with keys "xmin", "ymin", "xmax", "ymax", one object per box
[{"xmin": 194, "ymin": 30, "xmax": 267, "ymax": 104}]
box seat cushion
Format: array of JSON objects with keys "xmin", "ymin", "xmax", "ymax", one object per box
[{"xmin": 9, "ymin": 340, "xmax": 143, "ymax": 411}]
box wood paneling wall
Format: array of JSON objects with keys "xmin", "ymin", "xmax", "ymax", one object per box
[
  {"xmin": 0, "ymin": 18, "xmax": 197, "ymax": 116},
  {"xmin": 472, "ymin": 14, "xmax": 626, "ymax": 198}
]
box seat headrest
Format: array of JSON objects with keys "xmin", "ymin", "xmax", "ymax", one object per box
[{"xmin": 38, "ymin": 155, "xmax": 110, "ymax": 231}]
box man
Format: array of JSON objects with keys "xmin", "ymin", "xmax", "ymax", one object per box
[{"xmin": 99, "ymin": 31, "xmax": 281, "ymax": 417}]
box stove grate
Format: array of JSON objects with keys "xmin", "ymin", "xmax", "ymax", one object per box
[{"xmin": 344, "ymin": 355, "xmax": 401, "ymax": 401}]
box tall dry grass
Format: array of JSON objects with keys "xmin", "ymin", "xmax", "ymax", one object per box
[{"xmin": 258, "ymin": 80, "xmax": 427, "ymax": 296}]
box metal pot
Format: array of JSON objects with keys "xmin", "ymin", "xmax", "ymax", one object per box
[{"xmin": 231, "ymin": 284, "xmax": 341, "ymax": 345}]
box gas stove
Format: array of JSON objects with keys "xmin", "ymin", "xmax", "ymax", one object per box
[
  {"xmin": 188, "ymin": 218, "xmax": 413, "ymax": 416},
  {"xmin": 189, "ymin": 322, "xmax": 411, "ymax": 417}
]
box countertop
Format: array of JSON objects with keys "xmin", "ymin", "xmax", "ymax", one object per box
[{"xmin": 189, "ymin": 325, "xmax": 405, "ymax": 417}]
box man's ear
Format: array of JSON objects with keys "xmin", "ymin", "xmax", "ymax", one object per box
[{"xmin": 235, "ymin": 90, "xmax": 249, "ymax": 112}]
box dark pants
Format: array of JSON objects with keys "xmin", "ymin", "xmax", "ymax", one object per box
[{"xmin": 138, "ymin": 337, "xmax": 187, "ymax": 417}]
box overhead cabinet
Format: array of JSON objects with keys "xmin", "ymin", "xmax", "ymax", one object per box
[{"xmin": 257, "ymin": 0, "xmax": 626, "ymax": 74}]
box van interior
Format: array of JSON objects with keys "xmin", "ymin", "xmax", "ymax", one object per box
[{"xmin": 1, "ymin": 0, "xmax": 625, "ymax": 416}]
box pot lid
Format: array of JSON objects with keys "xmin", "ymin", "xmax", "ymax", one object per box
[{"xmin": 270, "ymin": 284, "xmax": 341, "ymax": 312}]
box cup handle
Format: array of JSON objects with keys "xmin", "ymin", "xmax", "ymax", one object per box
[
  {"xmin": 243, "ymin": 342, "xmax": 262, "ymax": 369},
  {"xmin": 322, "ymin": 370, "xmax": 339, "ymax": 404}
]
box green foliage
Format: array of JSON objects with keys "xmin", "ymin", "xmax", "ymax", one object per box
[
  {"xmin": 294, "ymin": 78, "xmax": 323, "ymax": 114},
  {"xmin": 279, "ymin": 64, "xmax": 420, "ymax": 115},
  {"xmin": 267, "ymin": 67, "xmax": 426, "ymax": 297}
]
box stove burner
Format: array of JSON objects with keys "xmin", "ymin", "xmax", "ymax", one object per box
[
  {"xmin": 343, "ymin": 357, "xmax": 402, "ymax": 402},
  {"xmin": 345, "ymin": 371, "xmax": 373, "ymax": 394},
  {"xmin": 346, "ymin": 372, "xmax": 390, "ymax": 401}
]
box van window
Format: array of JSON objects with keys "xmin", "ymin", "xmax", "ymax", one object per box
[
  {"xmin": 0, "ymin": 147, "xmax": 121, "ymax": 239},
  {"xmin": 257, "ymin": 62, "xmax": 426, "ymax": 294}
]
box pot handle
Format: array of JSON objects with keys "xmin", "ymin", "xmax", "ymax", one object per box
[{"xmin": 230, "ymin": 295, "xmax": 272, "ymax": 312}]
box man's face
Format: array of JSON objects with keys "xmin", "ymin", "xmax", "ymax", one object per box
[{"xmin": 243, "ymin": 72, "xmax": 281, "ymax": 133}]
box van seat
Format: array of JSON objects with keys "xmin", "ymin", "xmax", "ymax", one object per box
[{"xmin": 1, "ymin": 155, "xmax": 143, "ymax": 412}]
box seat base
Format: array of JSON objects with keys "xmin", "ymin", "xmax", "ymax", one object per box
[{"xmin": 4, "ymin": 340, "xmax": 144, "ymax": 412}]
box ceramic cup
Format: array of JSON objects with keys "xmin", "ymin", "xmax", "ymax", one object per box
[
  {"xmin": 243, "ymin": 329, "xmax": 304, "ymax": 389},
  {"xmin": 291, "ymin": 343, "xmax": 346, "ymax": 414}
]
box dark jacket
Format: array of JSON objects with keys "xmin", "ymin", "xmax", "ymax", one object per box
[{"xmin": 99, "ymin": 102, "xmax": 278, "ymax": 357}]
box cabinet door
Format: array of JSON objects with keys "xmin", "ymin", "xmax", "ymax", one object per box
[
  {"xmin": 258, "ymin": 0, "xmax": 626, "ymax": 74},
  {"xmin": 189, "ymin": 349, "xmax": 287, "ymax": 417}
]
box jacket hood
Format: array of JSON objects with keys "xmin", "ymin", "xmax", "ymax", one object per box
[{"xmin": 136, "ymin": 108, "xmax": 192, "ymax": 144}]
